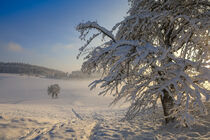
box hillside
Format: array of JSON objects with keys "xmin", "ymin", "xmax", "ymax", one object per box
[{"xmin": 0, "ymin": 62, "xmax": 68, "ymax": 79}]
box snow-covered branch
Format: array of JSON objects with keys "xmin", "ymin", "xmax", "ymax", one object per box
[
  {"xmin": 77, "ymin": 0, "xmax": 210, "ymax": 127},
  {"xmin": 77, "ymin": 21, "xmax": 115, "ymax": 42}
]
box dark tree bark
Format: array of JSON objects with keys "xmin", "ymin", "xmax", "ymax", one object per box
[{"xmin": 160, "ymin": 89, "xmax": 175, "ymax": 123}]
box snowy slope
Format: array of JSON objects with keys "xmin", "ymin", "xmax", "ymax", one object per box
[{"xmin": 0, "ymin": 74, "xmax": 209, "ymax": 140}]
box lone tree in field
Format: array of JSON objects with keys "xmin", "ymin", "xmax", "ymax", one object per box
[
  {"xmin": 48, "ymin": 84, "xmax": 60, "ymax": 99},
  {"xmin": 77, "ymin": 0, "xmax": 209, "ymax": 126}
]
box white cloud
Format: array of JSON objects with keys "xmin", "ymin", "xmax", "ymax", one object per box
[{"xmin": 7, "ymin": 42, "xmax": 23, "ymax": 52}]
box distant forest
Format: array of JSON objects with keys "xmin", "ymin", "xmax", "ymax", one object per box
[
  {"xmin": 0, "ymin": 62, "xmax": 68, "ymax": 79},
  {"xmin": 0, "ymin": 62, "xmax": 101, "ymax": 79}
]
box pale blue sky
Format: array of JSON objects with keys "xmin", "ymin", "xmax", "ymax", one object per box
[{"xmin": 0, "ymin": 0, "xmax": 128, "ymax": 72}]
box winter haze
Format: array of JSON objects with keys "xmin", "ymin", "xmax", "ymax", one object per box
[{"xmin": 0, "ymin": 0, "xmax": 209, "ymax": 140}]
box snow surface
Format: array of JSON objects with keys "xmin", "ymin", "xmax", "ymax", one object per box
[{"xmin": 0, "ymin": 74, "xmax": 209, "ymax": 140}]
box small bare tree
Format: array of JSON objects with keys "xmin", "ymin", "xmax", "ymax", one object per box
[{"xmin": 48, "ymin": 84, "xmax": 60, "ymax": 99}]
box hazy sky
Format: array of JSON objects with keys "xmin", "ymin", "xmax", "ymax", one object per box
[{"xmin": 0, "ymin": 0, "xmax": 128, "ymax": 72}]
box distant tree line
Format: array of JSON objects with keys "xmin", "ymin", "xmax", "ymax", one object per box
[
  {"xmin": 69, "ymin": 70, "xmax": 101, "ymax": 79},
  {"xmin": 0, "ymin": 62, "xmax": 68, "ymax": 79}
]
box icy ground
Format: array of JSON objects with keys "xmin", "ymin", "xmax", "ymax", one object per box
[{"xmin": 0, "ymin": 74, "xmax": 209, "ymax": 140}]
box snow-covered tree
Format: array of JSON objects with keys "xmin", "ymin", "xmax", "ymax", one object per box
[
  {"xmin": 77, "ymin": 0, "xmax": 210, "ymax": 126},
  {"xmin": 48, "ymin": 84, "xmax": 60, "ymax": 99}
]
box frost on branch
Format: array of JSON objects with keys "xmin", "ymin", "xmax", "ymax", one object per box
[
  {"xmin": 76, "ymin": 21, "xmax": 115, "ymax": 59},
  {"xmin": 77, "ymin": 0, "xmax": 210, "ymax": 127}
]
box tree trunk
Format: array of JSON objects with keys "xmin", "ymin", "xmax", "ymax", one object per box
[{"xmin": 160, "ymin": 89, "xmax": 175, "ymax": 124}]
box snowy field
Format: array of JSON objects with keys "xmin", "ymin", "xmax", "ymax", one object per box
[{"xmin": 0, "ymin": 74, "xmax": 209, "ymax": 140}]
